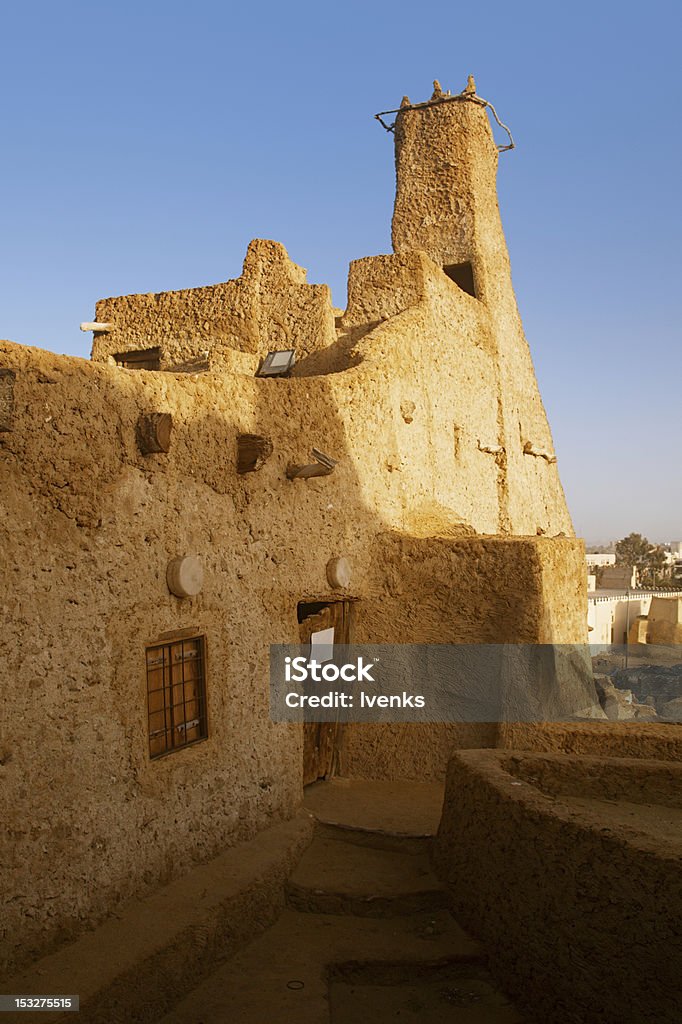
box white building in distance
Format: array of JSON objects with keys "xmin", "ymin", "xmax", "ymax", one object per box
[{"xmin": 588, "ymin": 588, "xmax": 682, "ymax": 645}]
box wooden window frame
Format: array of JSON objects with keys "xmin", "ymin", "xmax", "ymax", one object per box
[{"xmin": 146, "ymin": 633, "xmax": 208, "ymax": 759}]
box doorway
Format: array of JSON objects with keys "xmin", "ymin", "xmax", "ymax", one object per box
[{"xmin": 297, "ymin": 599, "xmax": 355, "ymax": 786}]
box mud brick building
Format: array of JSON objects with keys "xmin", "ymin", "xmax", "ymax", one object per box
[{"xmin": 1, "ymin": 80, "xmax": 594, "ymax": 973}]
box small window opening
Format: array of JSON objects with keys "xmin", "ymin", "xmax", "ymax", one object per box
[
  {"xmin": 443, "ymin": 262, "xmax": 477, "ymax": 298},
  {"xmin": 146, "ymin": 635, "xmax": 208, "ymax": 758},
  {"xmin": 114, "ymin": 347, "xmax": 161, "ymax": 370}
]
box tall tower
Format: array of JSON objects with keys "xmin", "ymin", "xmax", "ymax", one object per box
[
  {"xmin": 391, "ymin": 81, "xmax": 510, "ymax": 308},
  {"xmin": 390, "ymin": 80, "xmax": 573, "ymax": 536}
]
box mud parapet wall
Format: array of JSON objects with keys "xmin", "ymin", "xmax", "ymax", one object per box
[
  {"xmin": 434, "ymin": 744, "xmax": 682, "ymax": 1024},
  {"xmin": 498, "ymin": 719, "xmax": 682, "ymax": 759},
  {"xmin": 91, "ymin": 239, "xmax": 337, "ymax": 370}
]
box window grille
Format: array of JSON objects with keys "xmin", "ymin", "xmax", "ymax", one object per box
[{"xmin": 146, "ymin": 635, "xmax": 207, "ymax": 758}]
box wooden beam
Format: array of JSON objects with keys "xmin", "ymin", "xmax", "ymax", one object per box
[
  {"xmin": 237, "ymin": 434, "xmax": 273, "ymax": 474},
  {"xmin": 136, "ymin": 412, "xmax": 173, "ymax": 454},
  {"xmin": 80, "ymin": 322, "xmax": 113, "ymax": 332}
]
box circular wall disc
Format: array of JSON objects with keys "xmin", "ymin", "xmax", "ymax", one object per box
[
  {"xmin": 166, "ymin": 556, "xmax": 204, "ymax": 598},
  {"xmin": 326, "ymin": 556, "xmax": 352, "ymax": 590}
]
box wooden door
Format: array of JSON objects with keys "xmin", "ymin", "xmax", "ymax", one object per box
[{"xmin": 299, "ymin": 601, "xmax": 353, "ymax": 786}]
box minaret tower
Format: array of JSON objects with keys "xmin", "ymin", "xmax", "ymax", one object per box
[
  {"xmin": 389, "ymin": 78, "xmax": 572, "ymax": 536},
  {"xmin": 391, "ymin": 76, "xmax": 512, "ymax": 307}
]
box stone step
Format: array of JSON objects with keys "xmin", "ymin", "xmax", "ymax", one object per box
[
  {"xmin": 314, "ymin": 818, "xmax": 433, "ymax": 854},
  {"xmin": 303, "ymin": 779, "xmax": 444, "ymax": 853},
  {"xmin": 157, "ymin": 908, "xmax": 484, "ymax": 1024},
  {"xmin": 330, "ymin": 961, "xmax": 524, "ymax": 1023},
  {"xmin": 1, "ymin": 812, "xmax": 313, "ymax": 1024},
  {"xmin": 286, "ymin": 836, "xmax": 445, "ymax": 917}
]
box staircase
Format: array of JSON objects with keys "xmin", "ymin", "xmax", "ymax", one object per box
[{"xmin": 157, "ymin": 780, "xmax": 522, "ymax": 1023}]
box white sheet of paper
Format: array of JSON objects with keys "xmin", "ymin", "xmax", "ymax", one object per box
[{"xmin": 310, "ymin": 627, "xmax": 334, "ymax": 664}]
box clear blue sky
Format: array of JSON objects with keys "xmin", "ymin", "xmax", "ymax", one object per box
[{"xmin": 1, "ymin": 0, "xmax": 680, "ymax": 543}]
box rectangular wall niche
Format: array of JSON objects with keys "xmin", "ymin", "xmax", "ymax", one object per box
[
  {"xmin": 114, "ymin": 347, "xmax": 161, "ymax": 370},
  {"xmin": 146, "ymin": 635, "xmax": 208, "ymax": 758},
  {"xmin": 443, "ymin": 262, "xmax": 477, "ymax": 298}
]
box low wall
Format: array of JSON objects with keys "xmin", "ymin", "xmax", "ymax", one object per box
[
  {"xmin": 91, "ymin": 239, "xmax": 336, "ymax": 367},
  {"xmin": 434, "ymin": 745, "xmax": 682, "ymax": 1024},
  {"xmin": 3, "ymin": 812, "xmax": 313, "ymax": 1024},
  {"xmin": 498, "ymin": 720, "xmax": 682, "ymax": 760}
]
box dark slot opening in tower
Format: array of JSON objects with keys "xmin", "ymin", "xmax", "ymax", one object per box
[
  {"xmin": 114, "ymin": 347, "xmax": 161, "ymax": 370},
  {"xmin": 443, "ymin": 262, "xmax": 476, "ymax": 298}
]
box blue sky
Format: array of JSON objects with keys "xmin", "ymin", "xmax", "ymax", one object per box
[{"xmin": 1, "ymin": 0, "xmax": 680, "ymax": 542}]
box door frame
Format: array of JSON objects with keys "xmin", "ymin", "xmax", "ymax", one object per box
[{"xmin": 297, "ymin": 597, "xmax": 356, "ymax": 785}]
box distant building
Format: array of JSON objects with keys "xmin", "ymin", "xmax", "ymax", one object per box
[
  {"xmin": 585, "ymin": 553, "xmax": 616, "ymax": 568},
  {"xmin": 665, "ymin": 542, "xmax": 682, "ymax": 571},
  {"xmin": 588, "ymin": 588, "xmax": 682, "ymax": 644},
  {"xmin": 599, "ymin": 565, "xmax": 637, "ymax": 590},
  {"xmin": 647, "ymin": 596, "xmax": 682, "ymax": 644}
]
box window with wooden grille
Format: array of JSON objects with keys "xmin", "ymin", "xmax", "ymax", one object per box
[{"xmin": 146, "ymin": 635, "xmax": 208, "ymax": 758}]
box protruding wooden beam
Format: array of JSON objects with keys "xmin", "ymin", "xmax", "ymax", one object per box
[
  {"xmin": 286, "ymin": 462, "xmax": 334, "ymax": 480},
  {"xmin": 80, "ymin": 322, "xmax": 112, "ymax": 332},
  {"xmin": 136, "ymin": 412, "xmax": 173, "ymax": 454},
  {"xmin": 237, "ymin": 434, "xmax": 273, "ymax": 474},
  {"xmin": 523, "ymin": 441, "xmax": 557, "ymax": 463},
  {"xmin": 477, "ymin": 440, "xmax": 504, "ymax": 455},
  {"xmin": 0, "ymin": 369, "xmax": 16, "ymax": 432},
  {"xmin": 286, "ymin": 447, "xmax": 338, "ymax": 480}
]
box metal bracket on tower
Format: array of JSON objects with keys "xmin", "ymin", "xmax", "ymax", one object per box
[{"xmin": 374, "ymin": 78, "xmax": 515, "ymax": 153}]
